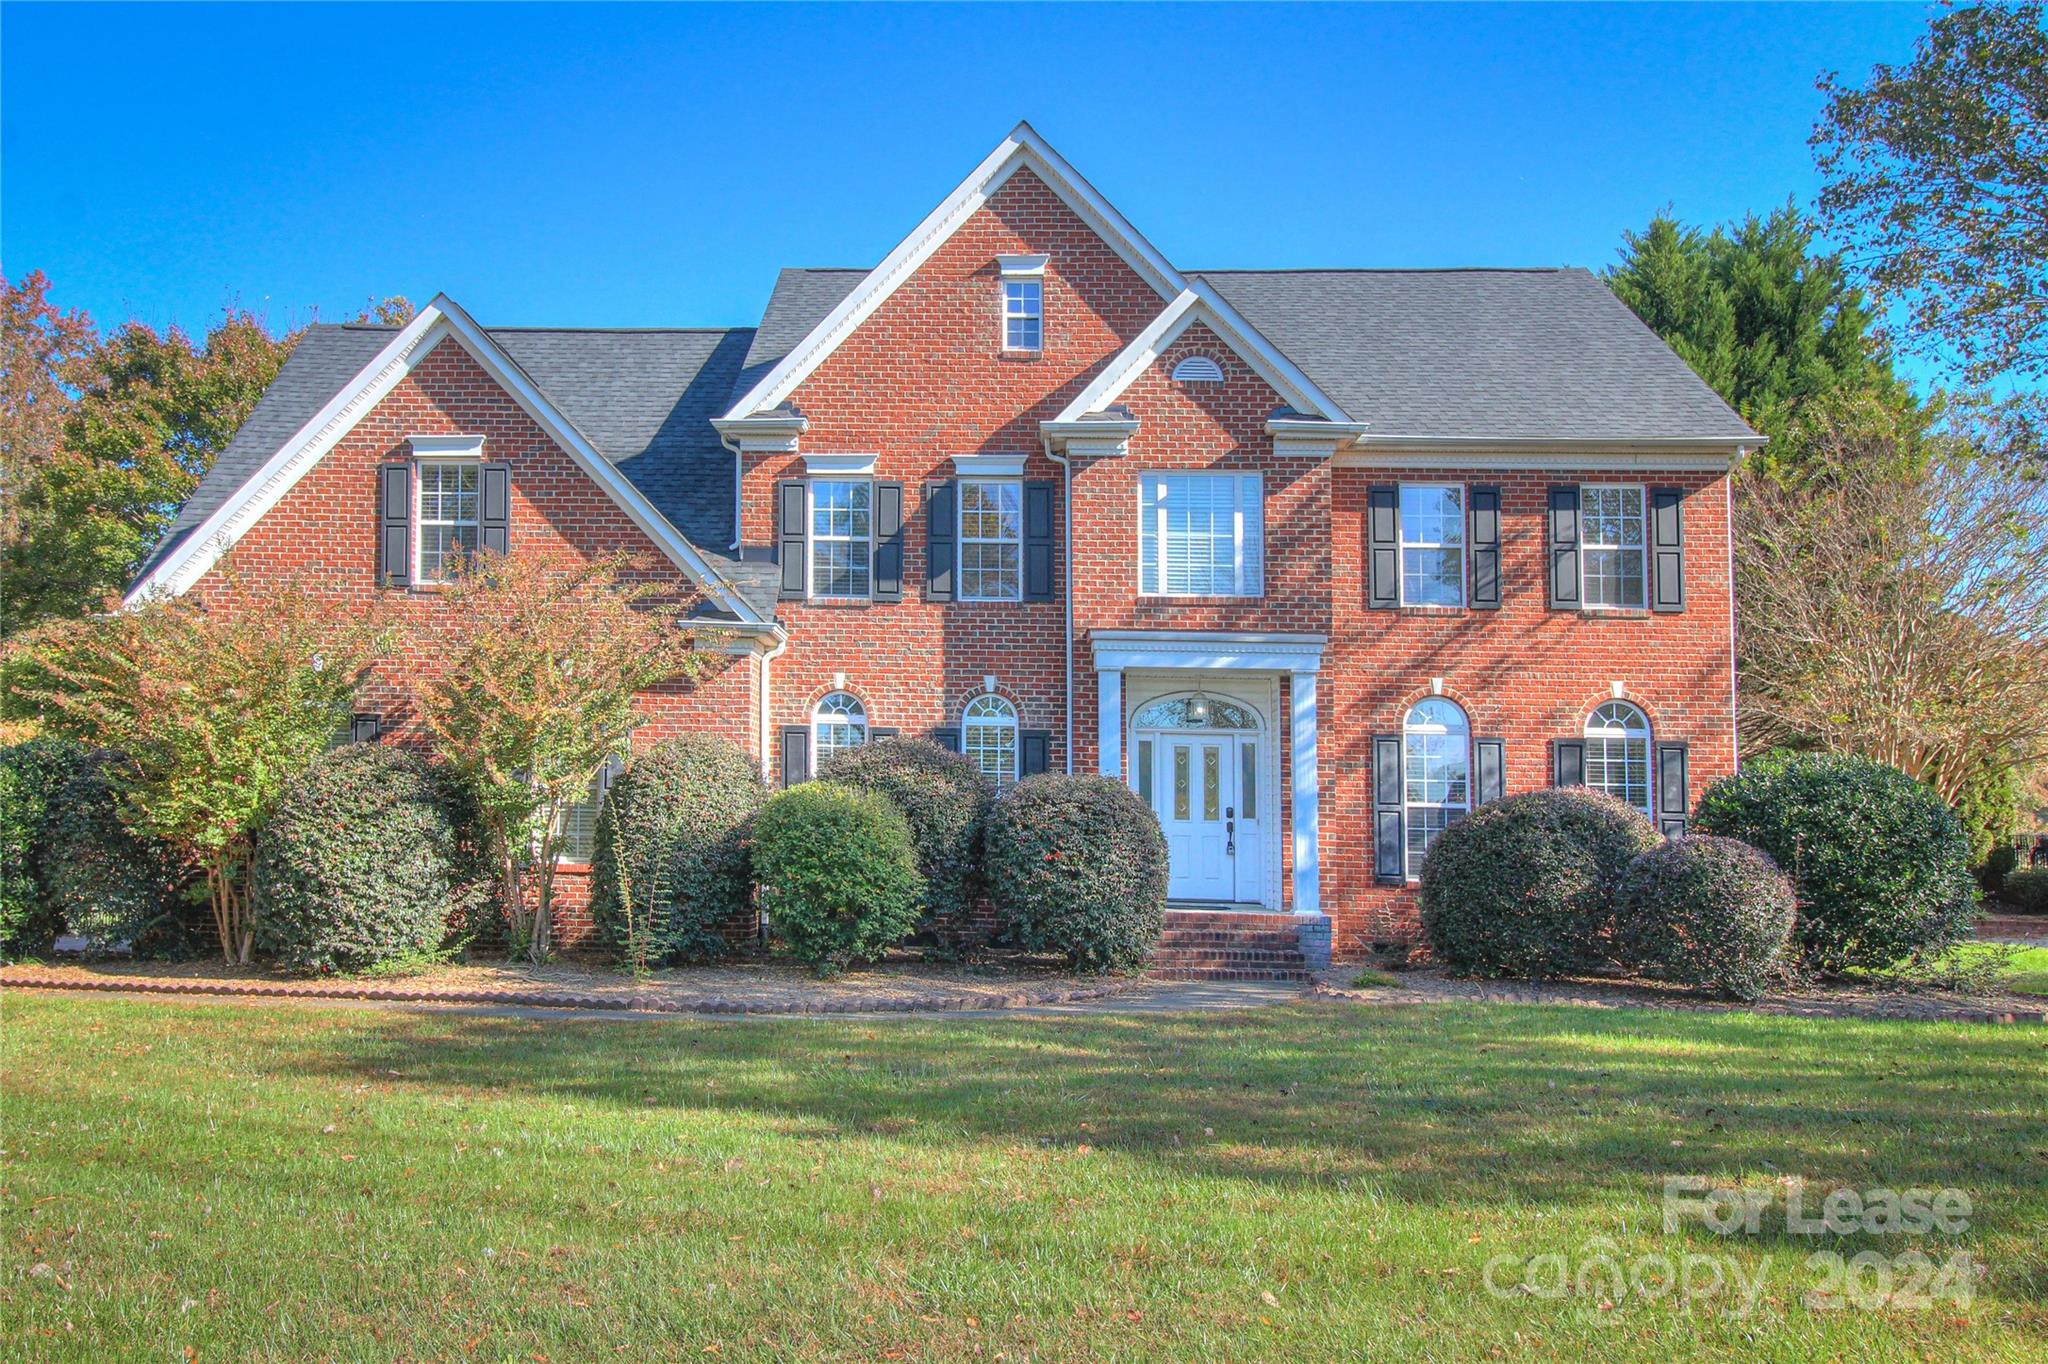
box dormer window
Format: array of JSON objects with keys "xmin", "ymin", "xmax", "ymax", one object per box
[{"xmin": 998, "ymin": 255, "xmax": 1047, "ymax": 353}]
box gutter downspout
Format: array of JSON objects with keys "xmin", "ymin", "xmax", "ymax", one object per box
[
  {"xmin": 756, "ymin": 627, "xmax": 790, "ymax": 786},
  {"xmin": 719, "ymin": 433, "xmax": 744, "ymax": 553},
  {"xmin": 1727, "ymin": 453, "xmax": 1742, "ymax": 773},
  {"xmin": 1043, "ymin": 433, "xmax": 1075, "ymax": 774}
]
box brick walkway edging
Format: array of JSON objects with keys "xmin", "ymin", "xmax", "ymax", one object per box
[
  {"xmin": 1306, "ymin": 979, "xmax": 2048, "ymax": 1026},
  {"xmin": 0, "ymin": 970, "xmax": 1145, "ymax": 1016}
]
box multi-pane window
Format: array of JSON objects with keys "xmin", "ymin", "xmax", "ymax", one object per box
[
  {"xmin": 555, "ymin": 753, "xmax": 624, "ymax": 864},
  {"xmin": 1581, "ymin": 485, "xmax": 1647, "ymax": 608},
  {"xmin": 1003, "ymin": 279, "xmax": 1043, "ymax": 352},
  {"xmin": 959, "ymin": 480, "xmax": 1022, "ymax": 601},
  {"xmin": 1403, "ymin": 698, "xmax": 1470, "ymax": 879},
  {"xmin": 962, "ymin": 694, "xmax": 1018, "ymax": 788},
  {"xmin": 1585, "ymin": 701, "xmax": 1651, "ymax": 816},
  {"xmin": 809, "ymin": 480, "xmax": 872, "ymax": 598},
  {"xmin": 416, "ymin": 461, "xmax": 480, "ymax": 583},
  {"xmin": 1139, "ymin": 473, "xmax": 1264, "ymax": 597},
  {"xmin": 1399, "ymin": 484, "xmax": 1465, "ymax": 606},
  {"xmin": 812, "ymin": 691, "xmax": 868, "ymax": 772}
]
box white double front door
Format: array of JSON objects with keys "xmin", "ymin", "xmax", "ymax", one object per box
[{"xmin": 1141, "ymin": 730, "xmax": 1264, "ymax": 904}]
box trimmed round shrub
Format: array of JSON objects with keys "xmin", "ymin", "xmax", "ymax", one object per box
[
  {"xmin": 753, "ymin": 783, "xmax": 922, "ymax": 975},
  {"xmin": 1614, "ymin": 836, "xmax": 1797, "ymax": 1001},
  {"xmin": 983, "ymin": 774, "xmax": 1167, "ymax": 973},
  {"xmin": 1419, "ymin": 788, "xmax": 1661, "ymax": 979},
  {"xmin": 252, "ymin": 745, "xmax": 476, "ymax": 974},
  {"xmin": 818, "ymin": 736, "xmax": 992, "ymax": 928},
  {"xmin": 41, "ymin": 752, "xmax": 187, "ymax": 957},
  {"xmin": 0, "ymin": 736, "xmax": 82, "ymax": 960},
  {"xmin": 1692, "ymin": 753, "xmax": 1975, "ymax": 972},
  {"xmin": 1975, "ymin": 842, "xmax": 2020, "ymax": 900},
  {"xmin": 590, "ymin": 733, "xmax": 765, "ymax": 966},
  {"xmin": 2000, "ymin": 868, "xmax": 2048, "ymax": 916}
]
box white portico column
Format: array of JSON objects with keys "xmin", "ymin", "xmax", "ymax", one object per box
[
  {"xmin": 1097, "ymin": 667, "xmax": 1123, "ymax": 779},
  {"xmin": 1290, "ymin": 667, "xmax": 1320, "ymax": 916}
]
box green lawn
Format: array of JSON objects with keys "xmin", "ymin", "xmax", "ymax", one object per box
[
  {"xmin": 1959, "ymin": 942, "xmax": 2048, "ymax": 998},
  {"xmin": 3, "ymin": 994, "xmax": 2043, "ymax": 1362}
]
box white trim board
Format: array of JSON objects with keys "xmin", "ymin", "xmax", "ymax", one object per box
[
  {"xmin": 721, "ymin": 122, "xmax": 1186, "ymax": 421},
  {"xmin": 125, "ymin": 294, "xmax": 769, "ymax": 624},
  {"xmin": 1090, "ymin": 629, "xmax": 1326, "ymax": 675}
]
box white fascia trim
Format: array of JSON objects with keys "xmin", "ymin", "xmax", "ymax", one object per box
[
  {"xmin": 711, "ymin": 412, "xmax": 808, "ymax": 455},
  {"xmin": 1050, "ymin": 284, "xmax": 1351, "ymax": 426},
  {"xmin": 951, "ymin": 452, "xmax": 1029, "ymax": 476},
  {"xmin": 409, "ymin": 433, "xmax": 486, "ymax": 458},
  {"xmin": 720, "ymin": 121, "xmax": 1185, "ymax": 421},
  {"xmin": 802, "ymin": 453, "xmax": 879, "ymax": 475},
  {"xmin": 1091, "ymin": 629, "xmax": 1326, "ymax": 675},
  {"xmin": 1337, "ymin": 440, "xmax": 1752, "ymax": 472},
  {"xmin": 997, "ymin": 253, "xmax": 1049, "ymax": 277}
]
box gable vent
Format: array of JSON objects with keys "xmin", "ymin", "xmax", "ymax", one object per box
[{"xmin": 1172, "ymin": 355, "xmax": 1225, "ymax": 384}]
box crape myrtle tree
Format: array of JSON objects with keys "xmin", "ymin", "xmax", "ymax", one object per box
[
  {"xmin": 8, "ymin": 572, "xmax": 388, "ymax": 962},
  {"xmin": 406, "ymin": 551, "xmax": 722, "ymax": 962}
]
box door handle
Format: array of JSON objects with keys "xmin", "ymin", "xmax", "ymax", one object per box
[{"xmin": 1224, "ymin": 805, "xmax": 1235, "ymax": 856}]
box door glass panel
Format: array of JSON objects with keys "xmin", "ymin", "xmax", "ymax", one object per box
[
  {"xmin": 1240, "ymin": 743, "xmax": 1257, "ymax": 820},
  {"xmin": 1173, "ymin": 745, "xmax": 1191, "ymax": 821},
  {"xmin": 1203, "ymin": 746, "xmax": 1221, "ymax": 821},
  {"xmin": 1136, "ymin": 739, "xmax": 1154, "ymax": 806}
]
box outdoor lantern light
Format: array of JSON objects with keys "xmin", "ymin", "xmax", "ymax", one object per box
[{"xmin": 1186, "ymin": 688, "xmax": 1211, "ymax": 725}]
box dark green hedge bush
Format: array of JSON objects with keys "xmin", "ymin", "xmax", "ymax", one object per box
[
  {"xmin": 818, "ymin": 736, "xmax": 992, "ymax": 928},
  {"xmin": 1975, "ymin": 842, "xmax": 2020, "ymax": 900},
  {"xmin": 589, "ymin": 733, "xmax": 764, "ymax": 966},
  {"xmin": 1614, "ymin": 835, "xmax": 1797, "ymax": 1001},
  {"xmin": 753, "ymin": 783, "xmax": 922, "ymax": 975},
  {"xmin": 0, "ymin": 736, "xmax": 82, "ymax": 960},
  {"xmin": 1692, "ymin": 752, "xmax": 1975, "ymax": 972},
  {"xmin": 983, "ymin": 774, "xmax": 1167, "ymax": 973},
  {"xmin": 41, "ymin": 751, "xmax": 188, "ymax": 957},
  {"xmin": 1419, "ymin": 788, "xmax": 1660, "ymax": 978},
  {"xmin": 252, "ymin": 745, "xmax": 484, "ymax": 974},
  {"xmin": 2000, "ymin": 868, "xmax": 2048, "ymax": 915}
]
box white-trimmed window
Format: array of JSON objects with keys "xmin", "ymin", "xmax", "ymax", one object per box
[
  {"xmin": 959, "ymin": 479, "xmax": 1022, "ymax": 601},
  {"xmin": 555, "ymin": 753, "xmax": 624, "ymax": 864},
  {"xmin": 1581, "ymin": 485, "xmax": 1647, "ymax": 609},
  {"xmin": 962, "ymin": 694, "xmax": 1019, "ymax": 788},
  {"xmin": 1403, "ymin": 698, "xmax": 1470, "ymax": 879},
  {"xmin": 416, "ymin": 461, "xmax": 480, "ymax": 583},
  {"xmin": 1585, "ymin": 701, "xmax": 1652, "ymax": 816},
  {"xmin": 1002, "ymin": 280, "xmax": 1043, "ymax": 352},
  {"xmin": 1399, "ymin": 484, "xmax": 1465, "ymax": 606},
  {"xmin": 809, "ymin": 480, "xmax": 872, "ymax": 598},
  {"xmin": 812, "ymin": 691, "xmax": 868, "ymax": 772},
  {"xmin": 1139, "ymin": 472, "xmax": 1264, "ymax": 597}
]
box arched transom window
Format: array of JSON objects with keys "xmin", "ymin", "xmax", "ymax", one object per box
[
  {"xmin": 1585, "ymin": 701, "xmax": 1651, "ymax": 816},
  {"xmin": 962, "ymin": 694, "xmax": 1019, "ymax": 788},
  {"xmin": 1403, "ymin": 698, "xmax": 1470, "ymax": 878},
  {"xmin": 811, "ymin": 691, "xmax": 867, "ymax": 773},
  {"xmin": 1132, "ymin": 695, "xmax": 1259, "ymax": 730}
]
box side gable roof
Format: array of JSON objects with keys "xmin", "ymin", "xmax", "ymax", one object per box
[
  {"xmin": 721, "ymin": 122, "xmax": 1185, "ymax": 420},
  {"xmin": 731, "ymin": 268, "xmax": 867, "ymax": 403}
]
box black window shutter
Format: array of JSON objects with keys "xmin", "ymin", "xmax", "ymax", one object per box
[
  {"xmin": 932, "ymin": 727, "xmax": 962, "ymax": 753},
  {"xmin": 1373, "ymin": 733, "xmax": 1404, "ymax": 882},
  {"xmin": 869, "ymin": 726, "xmax": 900, "ymax": 742},
  {"xmin": 1475, "ymin": 738, "xmax": 1505, "ymax": 805},
  {"xmin": 1656, "ymin": 742, "xmax": 1690, "ymax": 837},
  {"xmin": 1367, "ymin": 485, "xmax": 1399, "ymax": 609},
  {"xmin": 350, "ymin": 713, "xmax": 382, "ymax": 745},
  {"xmin": 1650, "ymin": 487, "xmax": 1685, "ymax": 613},
  {"xmin": 874, "ymin": 482, "xmax": 904, "ymax": 601},
  {"xmin": 1553, "ymin": 739, "xmax": 1586, "ymax": 788},
  {"xmin": 1547, "ymin": 486, "xmax": 1581, "ymax": 610},
  {"xmin": 478, "ymin": 463, "xmax": 511, "ymax": 556},
  {"xmin": 779, "ymin": 725, "xmax": 810, "ymax": 787},
  {"xmin": 777, "ymin": 481, "xmax": 807, "ymax": 600},
  {"xmin": 1023, "ymin": 480, "xmax": 1056, "ymax": 601},
  {"xmin": 1469, "ymin": 484, "xmax": 1502, "ymax": 609},
  {"xmin": 925, "ymin": 481, "xmax": 957, "ymax": 602},
  {"xmin": 378, "ymin": 463, "xmax": 411, "ymax": 587},
  {"xmin": 1020, "ymin": 729, "xmax": 1051, "ymax": 776}
]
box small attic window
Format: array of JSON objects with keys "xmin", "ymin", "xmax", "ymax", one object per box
[{"xmin": 1172, "ymin": 355, "xmax": 1225, "ymax": 384}]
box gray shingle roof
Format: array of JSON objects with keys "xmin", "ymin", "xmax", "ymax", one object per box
[
  {"xmin": 732, "ymin": 269, "xmax": 867, "ymax": 406},
  {"xmin": 1193, "ymin": 268, "xmax": 1756, "ymax": 442}
]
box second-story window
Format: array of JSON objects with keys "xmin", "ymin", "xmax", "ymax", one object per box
[
  {"xmin": 1003, "ymin": 279, "xmax": 1043, "ymax": 352},
  {"xmin": 810, "ymin": 479, "xmax": 872, "ymax": 598},
  {"xmin": 1581, "ymin": 485, "xmax": 1647, "ymax": 609},
  {"xmin": 1399, "ymin": 484, "xmax": 1465, "ymax": 606},
  {"xmin": 959, "ymin": 479, "xmax": 1022, "ymax": 601},
  {"xmin": 416, "ymin": 461, "xmax": 480, "ymax": 583},
  {"xmin": 1139, "ymin": 472, "xmax": 1264, "ymax": 597}
]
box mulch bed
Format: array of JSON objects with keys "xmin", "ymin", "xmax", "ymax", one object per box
[
  {"xmin": 0, "ymin": 953, "xmax": 1145, "ymax": 1016},
  {"xmin": 1312, "ymin": 966, "xmax": 2048, "ymax": 1024}
]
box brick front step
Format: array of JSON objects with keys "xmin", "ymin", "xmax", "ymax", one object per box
[
  {"xmin": 1149, "ymin": 965, "xmax": 1312, "ymax": 983},
  {"xmin": 1150, "ymin": 909, "xmax": 1310, "ymax": 981},
  {"xmin": 1151, "ymin": 950, "xmax": 1308, "ymax": 967}
]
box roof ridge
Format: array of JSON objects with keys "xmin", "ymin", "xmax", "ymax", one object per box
[
  {"xmin": 486, "ymin": 325, "xmax": 756, "ymax": 335},
  {"xmin": 1194, "ymin": 266, "xmax": 1579, "ymax": 276}
]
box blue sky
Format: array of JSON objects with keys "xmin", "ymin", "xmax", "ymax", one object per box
[{"xmin": 4, "ymin": 2, "xmax": 1932, "ymax": 342}]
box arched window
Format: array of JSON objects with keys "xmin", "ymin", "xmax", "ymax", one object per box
[
  {"xmin": 1132, "ymin": 695, "xmax": 1259, "ymax": 730},
  {"xmin": 1171, "ymin": 354, "xmax": 1224, "ymax": 384},
  {"xmin": 811, "ymin": 692, "xmax": 867, "ymax": 773},
  {"xmin": 1404, "ymin": 698, "xmax": 1470, "ymax": 878},
  {"xmin": 962, "ymin": 695, "xmax": 1019, "ymax": 788},
  {"xmin": 1585, "ymin": 701, "xmax": 1651, "ymax": 816}
]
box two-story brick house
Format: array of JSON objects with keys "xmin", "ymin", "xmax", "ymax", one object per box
[{"xmin": 127, "ymin": 125, "xmax": 1758, "ymax": 964}]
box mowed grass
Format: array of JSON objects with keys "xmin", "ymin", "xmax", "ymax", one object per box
[{"xmin": 2, "ymin": 994, "xmax": 2043, "ymax": 1362}]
